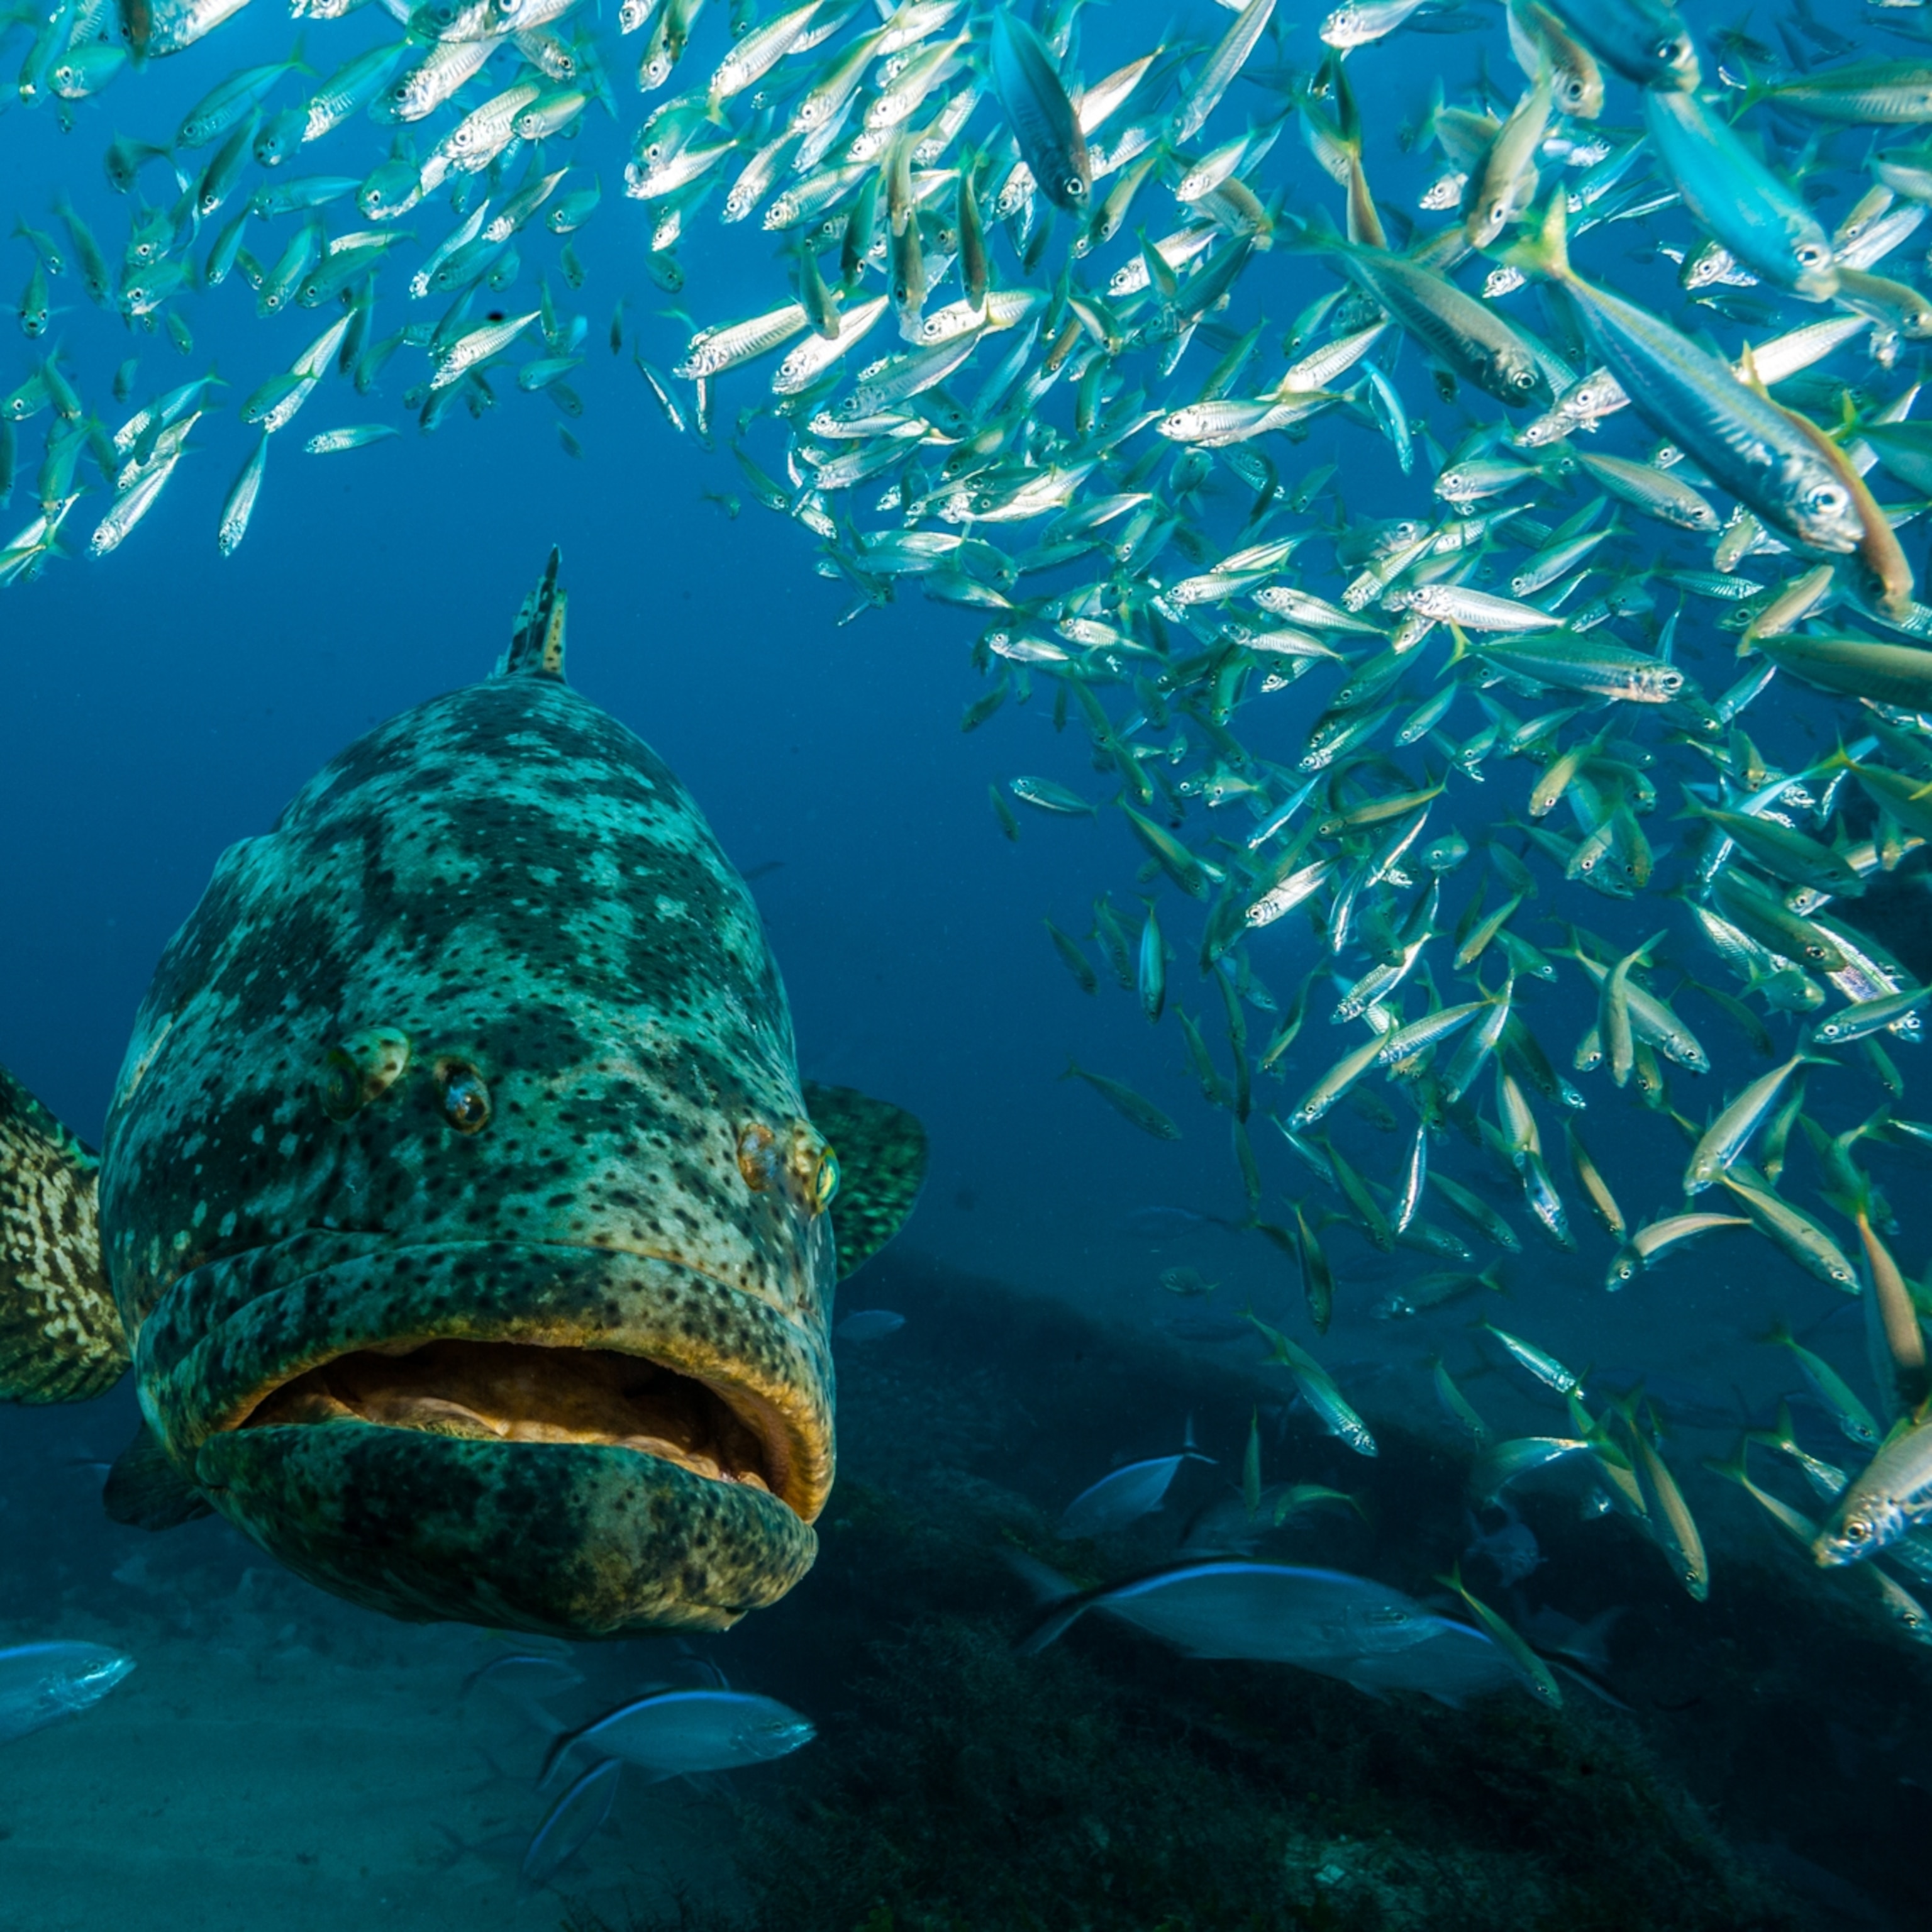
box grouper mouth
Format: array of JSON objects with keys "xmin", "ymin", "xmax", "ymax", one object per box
[
  {"xmin": 239, "ymin": 1338, "xmax": 791, "ymax": 1506},
  {"xmin": 138, "ymin": 1234, "xmax": 839, "ymax": 1577},
  {"xmin": 162, "ymin": 1236, "xmax": 834, "ymax": 1634}
]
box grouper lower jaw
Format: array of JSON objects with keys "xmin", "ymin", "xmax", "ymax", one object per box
[
  {"xmin": 194, "ymin": 1423, "xmax": 818, "ymax": 1636},
  {"xmin": 131, "ymin": 1235, "xmax": 836, "ymax": 1634}
]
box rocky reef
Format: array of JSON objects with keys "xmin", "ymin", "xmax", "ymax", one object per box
[{"xmin": 558, "ymin": 1252, "xmax": 1926, "ymax": 1932}]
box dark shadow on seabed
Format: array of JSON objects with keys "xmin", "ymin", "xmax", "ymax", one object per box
[{"xmin": 549, "ymin": 1249, "xmax": 1930, "ymax": 1932}]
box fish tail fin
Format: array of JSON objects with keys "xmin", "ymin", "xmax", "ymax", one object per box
[
  {"xmin": 1415, "ymin": 73, "xmax": 1449, "ymax": 156},
  {"xmin": 1278, "ymin": 203, "xmax": 1338, "ymax": 254},
  {"xmin": 1824, "ymin": 1169, "xmax": 1875, "ymax": 1226},
  {"xmin": 1329, "ymin": 53, "xmax": 1361, "ymax": 152},
  {"xmin": 1746, "ymin": 1401, "xmax": 1797, "ymax": 1456},
  {"xmin": 1015, "ymin": 1597, "xmax": 1091, "ymax": 1656},
  {"xmin": 0, "ymin": 1064, "xmax": 128, "ymax": 1402},
  {"xmin": 1702, "ymin": 1436, "xmax": 1753, "ymax": 1490},
  {"xmin": 1501, "ymin": 192, "xmax": 1568, "ymax": 282},
  {"xmin": 1728, "ymin": 60, "xmax": 1770, "ymax": 116},
  {"xmin": 535, "ymin": 1729, "xmax": 586, "ymax": 1791},
  {"xmin": 1582, "ymin": 1415, "xmax": 1633, "ymax": 1471},
  {"xmin": 586, "ymin": 39, "xmax": 621, "ymax": 123},
  {"xmin": 499, "ymin": 547, "xmax": 569, "ymax": 680},
  {"xmin": 1810, "ymin": 735, "xmax": 1858, "ymax": 779},
  {"xmin": 1563, "ymin": 1605, "xmax": 1626, "ymax": 1677},
  {"xmin": 1004, "ymin": 1547, "xmax": 1091, "ymax": 1653}
]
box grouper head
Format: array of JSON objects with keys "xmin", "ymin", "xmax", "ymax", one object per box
[{"xmin": 0, "ymin": 554, "xmax": 923, "ymax": 1638}]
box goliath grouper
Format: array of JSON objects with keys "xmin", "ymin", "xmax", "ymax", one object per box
[{"xmin": 0, "ymin": 552, "xmax": 925, "ymax": 1638}]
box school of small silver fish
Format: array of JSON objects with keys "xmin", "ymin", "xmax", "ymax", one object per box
[{"xmin": 8, "ymin": 0, "xmax": 1932, "ymax": 1691}]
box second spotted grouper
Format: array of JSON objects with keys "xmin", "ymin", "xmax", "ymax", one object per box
[{"xmin": 0, "ymin": 552, "xmax": 925, "ymax": 1638}]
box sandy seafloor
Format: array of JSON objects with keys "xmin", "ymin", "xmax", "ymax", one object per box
[{"xmin": 2, "ymin": 1540, "xmax": 745, "ymax": 1929}]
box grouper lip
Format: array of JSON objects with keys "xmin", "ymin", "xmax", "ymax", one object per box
[
  {"xmin": 239, "ymin": 1335, "xmax": 794, "ymax": 1513},
  {"xmin": 137, "ymin": 1237, "xmax": 835, "ymax": 1524}
]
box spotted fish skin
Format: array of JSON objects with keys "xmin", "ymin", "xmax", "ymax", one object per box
[
  {"xmin": 74, "ymin": 559, "xmax": 842, "ymax": 1635},
  {"xmin": 0, "ymin": 1069, "xmax": 125, "ymax": 1403}
]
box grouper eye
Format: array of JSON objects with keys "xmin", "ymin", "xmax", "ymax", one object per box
[
  {"xmin": 321, "ymin": 1026, "xmax": 411, "ymax": 1121},
  {"xmin": 437, "ymin": 1060, "xmax": 492, "ymax": 1134},
  {"xmin": 812, "ymin": 1145, "xmax": 840, "ymax": 1216},
  {"xmin": 781, "ymin": 1121, "xmax": 838, "ymax": 1216}
]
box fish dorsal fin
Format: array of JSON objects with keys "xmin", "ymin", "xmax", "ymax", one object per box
[
  {"xmin": 499, "ymin": 546, "xmax": 569, "ymax": 682},
  {"xmin": 0, "ymin": 1063, "xmax": 128, "ymax": 1402},
  {"xmin": 802, "ymin": 1081, "xmax": 927, "ymax": 1280},
  {"xmin": 103, "ymin": 1419, "xmax": 213, "ymax": 1531}
]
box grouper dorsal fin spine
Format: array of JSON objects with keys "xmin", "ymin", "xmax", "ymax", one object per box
[
  {"xmin": 0, "ymin": 1065, "xmax": 130, "ymax": 1403},
  {"xmin": 497, "ymin": 545, "xmax": 569, "ymax": 682}
]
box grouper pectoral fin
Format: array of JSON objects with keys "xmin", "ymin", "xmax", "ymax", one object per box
[
  {"xmin": 802, "ymin": 1081, "xmax": 928, "ymax": 1280},
  {"xmin": 103, "ymin": 1419, "xmax": 213, "ymax": 1530},
  {"xmin": 0, "ymin": 1065, "xmax": 130, "ymax": 1403}
]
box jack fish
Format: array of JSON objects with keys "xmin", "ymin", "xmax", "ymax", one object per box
[{"xmin": 0, "ymin": 552, "xmax": 925, "ymax": 1639}]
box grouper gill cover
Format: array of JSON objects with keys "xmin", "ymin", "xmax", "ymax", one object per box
[{"xmin": 0, "ymin": 552, "xmax": 926, "ymax": 1638}]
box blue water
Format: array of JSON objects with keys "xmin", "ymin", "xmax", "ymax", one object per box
[{"xmin": 1, "ymin": 0, "xmax": 1930, "ymax": 1924}]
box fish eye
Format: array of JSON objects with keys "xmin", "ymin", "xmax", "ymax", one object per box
[
  {"xmin": 812, "ymin": 1145, "xmax": 840, "ymax": 1215},
  {"xmin": 437, "ymin": 1060, "xmax": 492, "ymax": 1134},
  {"xmin": 1807, "ymin": 482, "xmax": 1848, "ymax": 515},
  {"xmin": 1843, "ymin": 1517, "xmax": 1872, "ymax": 1543},
  {"xmin": 782, "ymin": 1121, "xmax": 838, "ymax": 1214},
  {"xmin": 1511, "ymin": 368, "xmax": 1536, "ymax": 390},
  {"xmin": 1657, "ymin": 35, "xmax": 1685, "ymax": 61}
]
